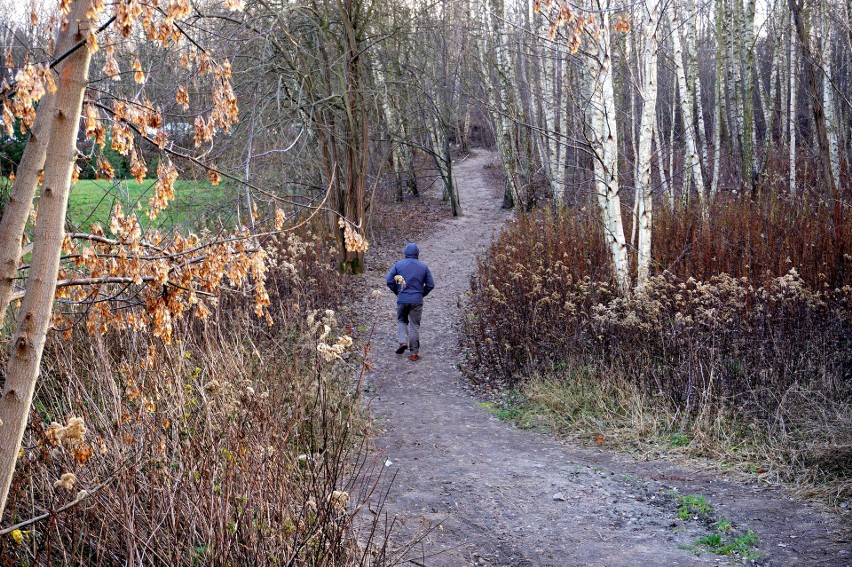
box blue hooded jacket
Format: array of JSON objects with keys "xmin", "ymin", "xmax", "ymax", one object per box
[{"xmin": 386, "ymin": 243, "xmax": 435, "ymax": 305}]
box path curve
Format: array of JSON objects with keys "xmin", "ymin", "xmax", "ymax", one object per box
[{"xmin": 357, "ymin": 150, "xmax": 850, "ymax": 567}]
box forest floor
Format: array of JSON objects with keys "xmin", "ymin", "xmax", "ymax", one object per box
[{"xmin": 349, "ymin": 150, "xmax": 852, "ymax": 567}]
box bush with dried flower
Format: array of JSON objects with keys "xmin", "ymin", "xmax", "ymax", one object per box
[{"xmin": 463, "ymin": 196, "xmax": 851, "ymax": 506}]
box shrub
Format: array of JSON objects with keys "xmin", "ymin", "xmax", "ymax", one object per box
[
  {"xmin": 462, "ymin": 196, "xmax": 852, "ymax": 504},
  {"xmin": 1, "ymin": 229, "xmax": 383, "ymax": 565},
  {"xmin": 464, "ymin": 196, "xmax": 852, "ymax": 388}
]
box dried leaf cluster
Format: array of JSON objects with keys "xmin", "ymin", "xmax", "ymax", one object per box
[
  {"xmin": 53, "ymin": 217, "xmax": 272, "ymax": 342},
  {"xmin": 535, "ymin": 1, "xmax": 630, "ymax": 52}
]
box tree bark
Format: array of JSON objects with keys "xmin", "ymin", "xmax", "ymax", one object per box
[
  {"xmin": 668, "ymin": 4, "xmax": 707, "ymax": 206},
  {"xmin": 478, "ymin": 0, "xmax": 521, "ymax": 208},
  {"xmin": 789, "ymin": 12, "xmax": 798, "ymax": 195},
  {"xmin": 338, "ymin": 0, "xmax": 369, "ymax": 273},
  {"xmin": 0, "ymin": 0, "xmax": 94, "ymax": 518},
  {"xmin": 0, "ymin": 2, "xmax": 88, "ymax": 328},
  {"xmin": 588, "ymin": 10, "xmax": 630, "ymax": 292},
  {"xmin": 821, "ymin": 2, "xmax": 841, "ymax": 189},
  {"xmin": 637, "ymin": 0, "xmax": 661, "ymax": 290},
  {"xmin": 738, "ymin": 0, "xmax": 758, "ymax": 193},
  {"xmin": 710, "ymin": 0, "xmax": 726, "ymax": 199},
  {"xmin": 374, "ymin": 61, "xmax": 410, "ymax": 200}
]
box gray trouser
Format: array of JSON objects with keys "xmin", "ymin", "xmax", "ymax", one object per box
[{"xmin": 397, "ymin": 303, "xmax": 423, "ymax": 354}]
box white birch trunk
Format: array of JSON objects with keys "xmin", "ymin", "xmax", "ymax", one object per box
[
  {"xmin": 546, "ymin": 47, "xmax": 562, "ymax": 203},
  {"xmin": 482, "ymin": 0, "xmax": 522, "ymax": 207},
  {"xmin": 730, "ymin": 0, "xmax": 744, "ymax": 164},
  {"xmin": 789, "ymin": 13, "xmax": 798, "ymax": 196},
  {"xmin": 668, "ymin": 4, "xmax": 707, "ymax": 206},
  {"xmin": 540, "ymin": 18, "xmax": 558, "ymax": 198},
  {"xmin": 685, "ymin": 0, "xmax": 709, "ymax": 168},
  {"xmin": 822, "ymin": 11, "xmax": 841, "ymax": 189},
  {"xmin": 427, "ymin": 115, "xmax": 461, "ymax": 216},
  {"xmin": 637, "ymin": 0, "xmax": 662, "ymax": 290},
  {"xmin": 669, "ymin": 94, "xmax": 677, "ymax": 206},
  {"xmin": 744, "ymin": 0, "xmax": 758, "ymax": 186},
  {"xmin": 588, "ymin": 11, "xmax": 630, "ymax": 292},
  {"xmin": 764, "ymin": 11, "xmax": 782, "ymax": 157},
  {"xmin": 557, "ymin": 52, "xmax": 571, "ymax": 205},
  {"xmin": 710, "ymin": 0, "xmax": 725, "ymax": 200}
]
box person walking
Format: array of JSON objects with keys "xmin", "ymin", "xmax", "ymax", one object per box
[{"xmin": 386, "ymin": 243, "xmax": 435, "ymax": 361}]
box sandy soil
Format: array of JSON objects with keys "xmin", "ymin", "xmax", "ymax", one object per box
[{"xmin": 352, "ymin": 150, "xmax": 851, "ymax": 567}]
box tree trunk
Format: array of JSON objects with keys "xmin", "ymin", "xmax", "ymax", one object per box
[
  {"xmin": 654, "ymin": 118, "xmax": 673, "ymax": 208},
  {"xmin": 243, "ymin": 89, "xmax": 257, "ymax": 230},
  {"xmin": 760, "ymin": 8, "xmax": 782, "ymax": 174},
  {"xmin": 428, "ymin": 116, "xmax": 461, "ymax": 216},
  {"xmin": 374, "ymin": 61, "xmax": 411, "ymax": 200},
  {"xmin": 789, "ymin": 12, "xmax": 798, "ymax": 195},
  {"xmin": 738, "ymin": 0, "xmax": 758, "ymax": 193},
  {"xmin": 0, "ymin": 0, "xmax": 94, "ymax": 518},
  {"xmin": 588, "ymin": 11, "xmax": 630, "ymax": 292},
  {"xmin": 668, "ymin": 4, "xmax": 707, "ymax": 206},
  {"xmin": 637, "ymin": 0, "xmax": 661, "ymax": 290},
  {"xmin": 338, "ymin": 0, "xmax": 368, "ymax": 274},
  {"xmin": 477, "ymin": 0, "xmax": 521, "ymax": 207},
  {"xmin": 710, "ymin": 0, "xmax": 726, "ymax": 199},
  {"xmin": 821, "ymin": 3, "xmax": 841, "ymax": 189},
  {"xmin": 490, "ymin": 0, "xmax": 523, "ymax": 207},
  {"xmin": 685, "ymin": 0, "xmax": 709, "ymax": 170},
  {"xmin": 0, "ymin": 2, "xmax": 88, "ymax": 328}
]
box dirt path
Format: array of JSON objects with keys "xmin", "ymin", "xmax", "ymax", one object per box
[{"xmin": 355, "ymin": 150, "xmax": 851, "ymax": 566}]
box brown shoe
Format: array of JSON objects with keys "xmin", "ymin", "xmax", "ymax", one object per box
[
  {"xmin": 395, "ymin": 343, "xmax": 408, "ymax": 354},
  {"xmin": 409, "ymin": 354, "xmax": 420, "ymax": 361}
]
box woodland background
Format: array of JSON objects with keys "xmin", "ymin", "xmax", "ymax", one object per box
[{"xmin": 0, "ymin": 0, "xmax": 848, "ymax": 564}]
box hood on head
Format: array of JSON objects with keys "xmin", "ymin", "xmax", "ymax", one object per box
[{"xmin": 403, "ymin": 243, "xmax": 419, "ymax": 259}]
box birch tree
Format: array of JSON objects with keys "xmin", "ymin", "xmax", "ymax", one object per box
[
  {"xmin": 736, "ymin": 0, "xmax": 758, "ymax": 192},
  {"xmin": 636, "ymin": 0, "xmax": 662, "ymax": 289},
  {"xmin": 667, "ymin": 4, "xmax": 707, "ymax": 206},
  {"xmin": 478, "ymin": 0, "xmax": 523, "ymax": 208},
  {"xmin": 710, "ymin": 0, "xmax": 726, "ymax": 200},
  {"xmin": 584, "ymin": 7, "xmax": 631, "ymax": 291},
  {"xmin": 789, "ymin": 12, "xmax": 798, "ymax": 195},
  {"xmin": 534, "ymin": 1, "xmax": 630, "ymax": 290},
  {"xmin": 821, "ymin": 2, "xmax": 841, "ymax": 189}
]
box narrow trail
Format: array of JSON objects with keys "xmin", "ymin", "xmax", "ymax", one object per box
[{"xmin": 355, "ymin": 150, "xmax": 850, "ymax": 567}]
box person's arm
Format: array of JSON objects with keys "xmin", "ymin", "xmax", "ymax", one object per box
[
  {"xmin": 423, "ymin": 266, "xmax": 435, "ymax": 297},
  {"xmin": 386, "ymin": 264, "xmax": 399, "ymax": 295}
]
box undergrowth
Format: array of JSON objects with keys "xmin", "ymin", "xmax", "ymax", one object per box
[
  {"xmin": 462, "ymin": 194, "xmax": 852, "ymax": 509},
  {"xmin": 0, "ymin": 229, "xmax": 386, "ymax": 565}
]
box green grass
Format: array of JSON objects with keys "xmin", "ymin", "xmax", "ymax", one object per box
[
  {"xmin": 669, "ymin": 433, "xmax": 690, "ymax": 447},
  {"xmin": 694, "ymin": 528, "xmax": 761, "ymax": 560},
  {"xmin": 476, "ymin": 399, "xmax": 548, "ymax": 430},
  {"xmin": 478, "ymin": 401, "xmax": 527, "ymax": 422},
  {"xmin": 66, "ymin": 177, "xmax": 234, "ymax": 230},
  {"xmin": 673, "ymin": 499, "xmax": 762, "ymax": 561},
  {"xmin": 677, "ymin": 494, "xmax": 713, "ymax": 520}
]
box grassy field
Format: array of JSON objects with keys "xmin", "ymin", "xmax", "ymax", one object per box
[{"xmin": 67, "ymin": 177, "xmax": 235, "ymax": 230}]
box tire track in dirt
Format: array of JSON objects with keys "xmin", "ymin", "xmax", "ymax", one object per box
[{"xmin": 355, "ymin": 150, "xmax": 851, "ymax": 567}]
